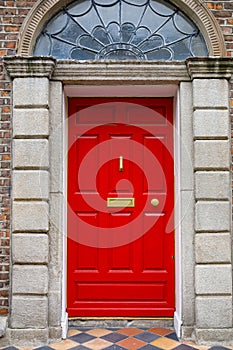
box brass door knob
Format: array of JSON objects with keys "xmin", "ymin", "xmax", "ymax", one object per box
[{"xmin": 151, "ymin": 198, "xmax": 159, "ymax": 207}]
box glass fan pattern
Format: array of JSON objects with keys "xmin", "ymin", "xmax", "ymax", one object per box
[{"xmin": 34, "ymin": 0, "xmax": 208, "ymax": 60}]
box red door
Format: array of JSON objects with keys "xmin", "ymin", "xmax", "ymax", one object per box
[{"xmin": 67, "ymin": 97, "xmax": 174, "ymax": 317}]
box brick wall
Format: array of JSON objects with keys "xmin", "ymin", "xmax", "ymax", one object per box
[
  {"xmin": 206, "ymin": 1, "xmax": 233, "ymax": 55},
  {"xmin": 0, "ymin": 0, "xmax": 233, "ymax": 315}
]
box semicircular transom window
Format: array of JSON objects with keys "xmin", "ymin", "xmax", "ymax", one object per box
[{"xmin": 34, "ymin": 0, "xmax": 208, "ymax": 60}]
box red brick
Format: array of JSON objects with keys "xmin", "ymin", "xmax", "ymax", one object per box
[
  {"xmin": 222, "ymin": 26, "xmax": 233, "ymax": 34},
  {"xmin": 2, "ymin": 155, "xmax": 10, "ymax": 161},
  {"xmin": 224, "ymin": 3, "xmax": 233, "ymax": 10},
  {"xmin": 17, "ymin": 8, "xmax": 30, "ymax": 16},
  {"xmin": 16, "ymin": 0, "xmax": 36, "ymax": 6},
  {"xmin": 1, "ymin": 91, "xmax": 10, "ymax": 97},
  {"xmin": 5, "ymin": 34, "xmax": 18, "ymax": 40},
  {"xmin": 226, "ymin": 43, "xmax": 233, "ymax": 49},
  {"xmin": 206, "ymin": 2, "xmax": 223, "ymax": 10},
  {"xmin": 1, "ymin": 106, "xmax": 10, "ymax": 113},
  {"xmin": 3, "ymin": 18, "xmax": 11, "ymax": 24},
  {"xmin": 0, "ymin": 308, "xmax": 8, "ymax": 315},
  {"xmin": 3, "ymin": 8, "xmax": 16, "ymax": 16},
  {"xmin": 12, "ymin": 16, "xmax": 24, "ymax": 24},
  {"xmin": 224, "ymin": 35, "xmax": 233, "ymax": 41},
  {"xmin": 5, "ymin": 1, "xmax": 15, "ymax": 6},
  {"xmin": 5, "ymin": 25, "xmax": 20, "ymax": 32},
  {"xmin": 212, "ymin": 10, "xmax": 232, "ymax": 18}
]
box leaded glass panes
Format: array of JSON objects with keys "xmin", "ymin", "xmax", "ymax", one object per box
[{"xmin": 34, "ymin": 0, "xmax": 208, "ymax": 60}]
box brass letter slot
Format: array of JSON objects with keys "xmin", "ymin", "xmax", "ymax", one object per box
[{"xmin": 107, "ymin": 198, "xmax": 135, "ymax": 208}]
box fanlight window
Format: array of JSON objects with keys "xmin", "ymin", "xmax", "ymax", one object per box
[{"xmin": 34, "ymin": 0, "xmax": 208, "ymax": 60}]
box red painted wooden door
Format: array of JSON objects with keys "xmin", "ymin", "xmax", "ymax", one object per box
[{"xmin": 67, "ymin": 97, "xmax": 174, "ymax": 317}]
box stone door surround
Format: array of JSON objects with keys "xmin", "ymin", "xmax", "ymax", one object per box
[{"xmin": 1, "ymin": 56, "xmax": 233, "ymax": 347}]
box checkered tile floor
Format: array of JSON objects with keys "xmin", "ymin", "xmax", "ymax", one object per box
[{"xmin": 2, "ymin": 328, "xmax": 233, "ymax": 350}]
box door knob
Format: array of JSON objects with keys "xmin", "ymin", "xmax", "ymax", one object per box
[{"xmin": 151, "ymin": 198, "xmax": 159, "ymax": 207}]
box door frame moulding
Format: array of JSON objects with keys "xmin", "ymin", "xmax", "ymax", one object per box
[
  {"xmin": 3, "ymin": 57, "xmax": 233, "ymax": 345},
  {"xmin": 17, "ymin": 0, "xmax": 226, "ymax": 57}
]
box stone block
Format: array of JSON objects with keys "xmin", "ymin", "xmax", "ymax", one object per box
[
  {"xmin": 13, "ymin": 77, "xmax": 49, "ymax": 107},
  {"xmin": 12, "ymin": 201, "xmax": 49, "ymax": 232},
  {"xmin": 12, "ymin": 265, "xmax": 48, "ymax": 294},
  {"xmin": 180, "ymin": 191, "xmax": 195, "ymax": 326},
  {"xmin": 194, "ymin": 140, "xmax": 230, "ymax": 170},
  {"xmin": 49, "ymin": 193, "xmax": 63, "ymax": 292},
  {"xmin": 13, "ymin": 108, "xmax": 49, "ymax": 137},
  {"xmin": 195, "ymin": 328, "xmax": 233, "ymax": 346},
  {"xmin": 0, "ymin": 329, "xmax": 10, "ymax": 347},
  {"xmin": 181, "ymin": 326, "xmax": 194, "ymax": 339},
  {"xmin": 10, "ymin": 328, "xmax": 48, "ymax": 347},
  {"xmin": 193, "ymin": 110, "xmax": 229, "ymax": 138},
  {"xmin": 196, "ymin": 296, "xmax": 232, "ymax": 328},
  {"xmin": 195, "ymin": 171, "xmax": 230, "ymax": 200},
  {"xmin": 11, "ymin": 296, "xmax": 48, "ymax": 328},
  {"xmin": 12, "ymin": 170, "xmax": 49, "ymax": 200},
  {"xmin": 193, "ymin": 79, "xmax": 228, "ymax": 108},
  {"xmin": 195, "ymin": 201, "xmax": 230, "ymax": 232},
  {"xmin": 13, "ymin": 139, "xmax": 49, "ymax": 169},
  {"xmin": 195, "ymin": 265, "xmax": 232, "ymax": 294},
  {"xmin": 48, "ymin": 292, "xmax": 62, "ymax": 326},
  {"xmin": 195, "ymin": 233, "xmax": 231, "ymax": 263},
  {"xmin": 12, "ymin": 234, "xmax": 48, "ymax": 263},
  {"xmin": 49, "ymin": 327, "xmax": 62, "ymax": 343}
]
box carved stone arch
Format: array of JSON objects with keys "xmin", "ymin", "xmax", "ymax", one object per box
[{"xmin": 17, "ymin": 0, "xmax": 226, "ymax": 57}]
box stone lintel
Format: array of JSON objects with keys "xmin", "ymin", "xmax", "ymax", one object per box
[
  {"xmin": 53, "ymin": 60, "xmax": 189, "ymax": 83},
  {"xmin": 4, "ymin": 57, "xmax": 233, "ymax": 83},
  {"xmin": 4, "ymin": 57, "xmax": 189, "ymax": 82},
  {"xmin": 3, "ymin": 56, "xmax": 56, "ymax": 79}
]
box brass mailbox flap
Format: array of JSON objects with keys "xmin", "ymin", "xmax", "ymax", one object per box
[{"xmin": 107, "ymin": 198, "xmax": 135, "ymax": 208}]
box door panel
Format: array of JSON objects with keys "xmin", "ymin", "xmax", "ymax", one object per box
[{"xmin": 67, "ymin": 97, "xmax": 175, "ymax": 317}]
